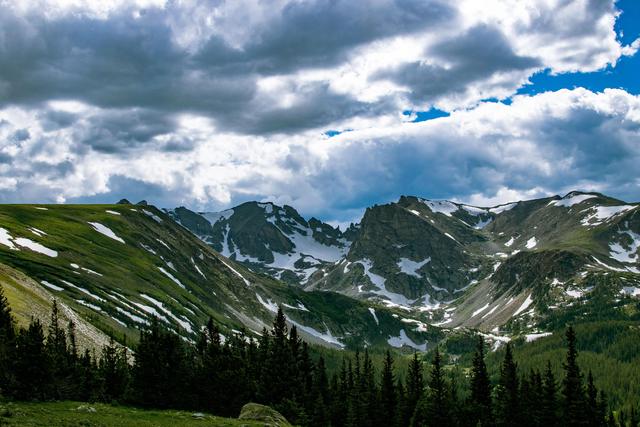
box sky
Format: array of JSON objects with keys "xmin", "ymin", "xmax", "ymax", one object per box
[{"xmin": 0, "ymin": 0, "xmax": 639, "ymax": 225}]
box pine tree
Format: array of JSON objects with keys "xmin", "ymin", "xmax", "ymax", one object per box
[
  {"xmin": 259, "ymin": 306, "xmax": 294, "ymax": 405},
  {"xmin": 132, "ymin": 317, "xmax": 189, "ymax": 408},
  {"xmin": 495, "ymin": 342, "xmax": 519, "ymax": 427},
  {"xmin": 629, "ymin": 406, "xmax": 638, "ymax": 427},
  {"xmin": 99, "ymin": 337, "xmax": 129, "ymax": 402},
  {"xmin": 529, "ymin": 369, "xmax": 544, "ymax": 427},
  {"xmin": 426, "ymin": 347, "xmax": 450, "ymax": 427},
  {"xmin": 0, "ymin": 285, "xmax": 16, "ymax": 397},
  {"xmin": 562, "ymin": 326, "xmax": 587, "ymax": 427},
  {"xmin": 541, "ymin": 361, "xmax": 559, "ymax": 427},
  {"xmin": 470, "ymin": 336, "xmax": 492, "ymax": 426},
  {"xmin": 362, "ymin": 348, "xmax": 378, "ymax": 427},
  {"xmin": 449, "ymin": 366, "xmax": 461, "ymax": 426},
  {"xmin": 14, "ymin": 318, "xmax": 51, "ymax": 399},
  {"xmin": 396, "ymin": 378, "xmax": 406, "ymax": 427},
  {"xmin": 299, "ymin": 341, "xmax": 314, "ymax": 412},
  {"xmin": 46, "ymin": 300, "xmax": 71, "ymax": 399},
  {"xmin": 77, "ymin": 348, "xmax": 99, "ymax": 401},
  {"xmin": 597, "ymin": 391, "xmax": 608, "ymax": 427},
  {"xmin": 585, "ymin": 371, "xmax": 600, "ymax": 427},
  {"xmin": 309, "ymin": 356, "xmax": 329, "ymax": 427},
  {"xmin": 67, "ymin": 320, "xmax": 78, "ymax": 362},
  {"xmin": 47, "ymin": 300, "xmax": 67, "ymax": 359},
  {"xmin": 380, "ymin": 350, "xmax": 397, "ymax": 427},
  {"xmin": 405, "ymin": 352, "xmax": 424, "ymax": 426}
]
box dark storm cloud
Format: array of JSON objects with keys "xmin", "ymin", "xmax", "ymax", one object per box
[
  {"xmin": 219, "ymin": 82, "xmax": 395, "ymax": 135},
  {"xmin": 38, "ymin": 110, "xmax": 78, "ymax": 131},
  {"xmin": 0, "ymin": 8, "xmax": 254, "ymax": 112},
  {"xmin": 0, "ymin": 0, "xmax": 456, "ymax": 135},
  {"xmin": 195, "ymin": 0, "xmax": 456, "ymax": 74},
  {"xmin": 71, "ymin": 109, "xmax": 177, "ymax": 154},
  {"xmin": 376, "ymin": 25, "xmax": 541, "ymax": 104}
]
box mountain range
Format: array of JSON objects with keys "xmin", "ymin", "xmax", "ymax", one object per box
[{"xmin": 0, "ymin": 191, "xmax": 638, "ymax": 353}]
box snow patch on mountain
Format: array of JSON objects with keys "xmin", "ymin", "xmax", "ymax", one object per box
[
  {"xmin": 581, "ymin": 205, "xmax": 637, "ymax": 226},
  {"xmin": 28, "ymin": 227, "xmax": 47, "ymax": 237},
  {"xmin": 265, "ymin": 216, "xmax": 347, "ymax": 265},
  {"xmin": 116, "ymin": 306, "xmax": 149, "ymax": 325},
  {"xmin": 141, "ymin": 294, "xmax": 193, "ymax": 333},
  {"xmin": 397, "ymin": 257, "xmax": 430, "ymax": 277},
  {"xmin": 220, "ymin": 258, "xmax": 250, "ymax": 286},
  {"xmin": 61, "ymin": 280, "xmax": 106, "ymax": 302},
  {"xmin": 142, "ymin": 209, "xmax": 162, "ymax": 223},
  {"xmin": 419, "ymin": 199, "xmax": 459, "ymax": 217},
  {"xmin": 256, "ymin": 294, "xmax": 278, "ymax": 313},
  {"xmin": 400, "ymin": 317, "xmax": 429, "ymax": 332},
  {"xmin": 550, "ymin": 194, "xmax": 597, "ymax": 207},
  {"xmin": 289, "ymin": 319, "xmax": 344, "ymax": 348},
  {"xmin": 488, "ymin": 202, "xmax": 517, "ymax": 214},
  {"xmin": 620, "ymin": 287, "xmax": 640, "ymax": 297},
  {"xmin": 158, "ymin": 266, "xmax": 185, "ymax": 289},
  {"xmin": 357, "ymin": 258, "xmax": 416, "ymax": 308},
  {"xmin": 526, "ymin": 237, "xmax": 537, "ymax": 249},
  {"xmin": 513, "ymin": 294, "xmax": 533, "ymax": 316},
  {"xmin": 0, "ymin": 227, "xmax": 57, "ymax": 256},
  {"xmin": 472, "ymin": 302, "xmax": 490, "ymax": 317},
  {"xmin": 387, "ymin": 329, "xmax": 426, "ymax": 351},
  {"xmin": 459, "ymin": 204, "xmax": 487, "ymax": 216},
  {"xmin": 481, "ymin": 303, "xmax": 500, "ymax": 319},
  {"xmin": 41, "ymin": 280, "xmax": 64, "ymax": 291},
  {"xmin": 609, "ymin": 230, "xmax": 640, "ymax": 263},
  {"xmin": 13, "ymin": 236, "xmax": 57, "ymax": 257},
  {"xmin": 77, "ymin": 300, "xmax": 102, "ymax": 311},
  {"xmin": 525, "ymin": 332, "xmax": 552, "ymax": 342},
  {"xmin": 566, "ymin": 288, "xmax": 585, "ymax": 298},
  {"xmin": 0, "ymin": 228, "xmax": 18, "ymax": 250},
  {"xmin": 368, "ymin": 307, "xmax": 379, "ymax": 325},
  {"xmin": 155, "ymin": 239, "xmax": 171, "ymax": 250},
  {"xmin": 474, "ymin": 217, "xmax": 493, "ymax": 229},
  {"xmin": 88, "ymin": 222, "xmax": 125, "ymax": 244}
]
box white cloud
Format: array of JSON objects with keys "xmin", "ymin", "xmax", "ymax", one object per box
[{"xmin": 1, "ymin": 87, "xmax": 638, "ymax": 220}]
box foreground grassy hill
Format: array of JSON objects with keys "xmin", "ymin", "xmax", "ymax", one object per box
[{"xmin": 0, "ymin": 401, "xmax": 262, "ymax": 426}]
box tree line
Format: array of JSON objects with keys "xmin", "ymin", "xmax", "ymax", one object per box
[{"xmin": 0, "ymin": 285, "xmax": 638, "ymax": 426}]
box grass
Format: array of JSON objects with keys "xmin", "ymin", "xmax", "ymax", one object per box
[
  {"xmin": 0, "ymin": 203, "xmax": 428, "ymax": 357},
  {"xmin": 0, "ymin": 401, "xmax": 261, "ymax": 427}
]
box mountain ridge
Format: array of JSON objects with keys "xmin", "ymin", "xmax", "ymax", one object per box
[{"xmin": 169, "ymin": 190, "xmax": 640, "ymax": 339}]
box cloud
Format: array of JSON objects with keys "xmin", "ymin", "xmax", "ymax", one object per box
[
  {"xmin": 1, "ymin": 88, "xmax": 639, "ymax": 221},
  {"xmin": 376, "ymin": 24, "xmax": 541, "ymax": 108},
  {"xmin": 0, "ymin": 0, "xmax": 634, "ymax": 135},
  {"xmin": 0, "ymin": 0, "xmax": 638, "ymax": 219}
]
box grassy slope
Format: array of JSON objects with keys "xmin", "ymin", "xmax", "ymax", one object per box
[
  {"xmin": 0, "ymin": 203, "xmax": 437, "ymax": 352},
  {"xmin": 0, "ymin": 401, "xmax": 261, "ymax": 427}
]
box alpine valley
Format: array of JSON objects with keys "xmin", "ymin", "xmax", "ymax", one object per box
[
  {"xmin": 1, "ymin": 191, "xmax": 640, "ymax": 354},
  {"xmin": 2, "ymin": 190, "xmax": 640, "ymax": 413}
]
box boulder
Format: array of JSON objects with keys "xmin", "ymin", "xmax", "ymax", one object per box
[{"xmin": 238, "ymin": 403, "xmax": 291, "ymax": 426}]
